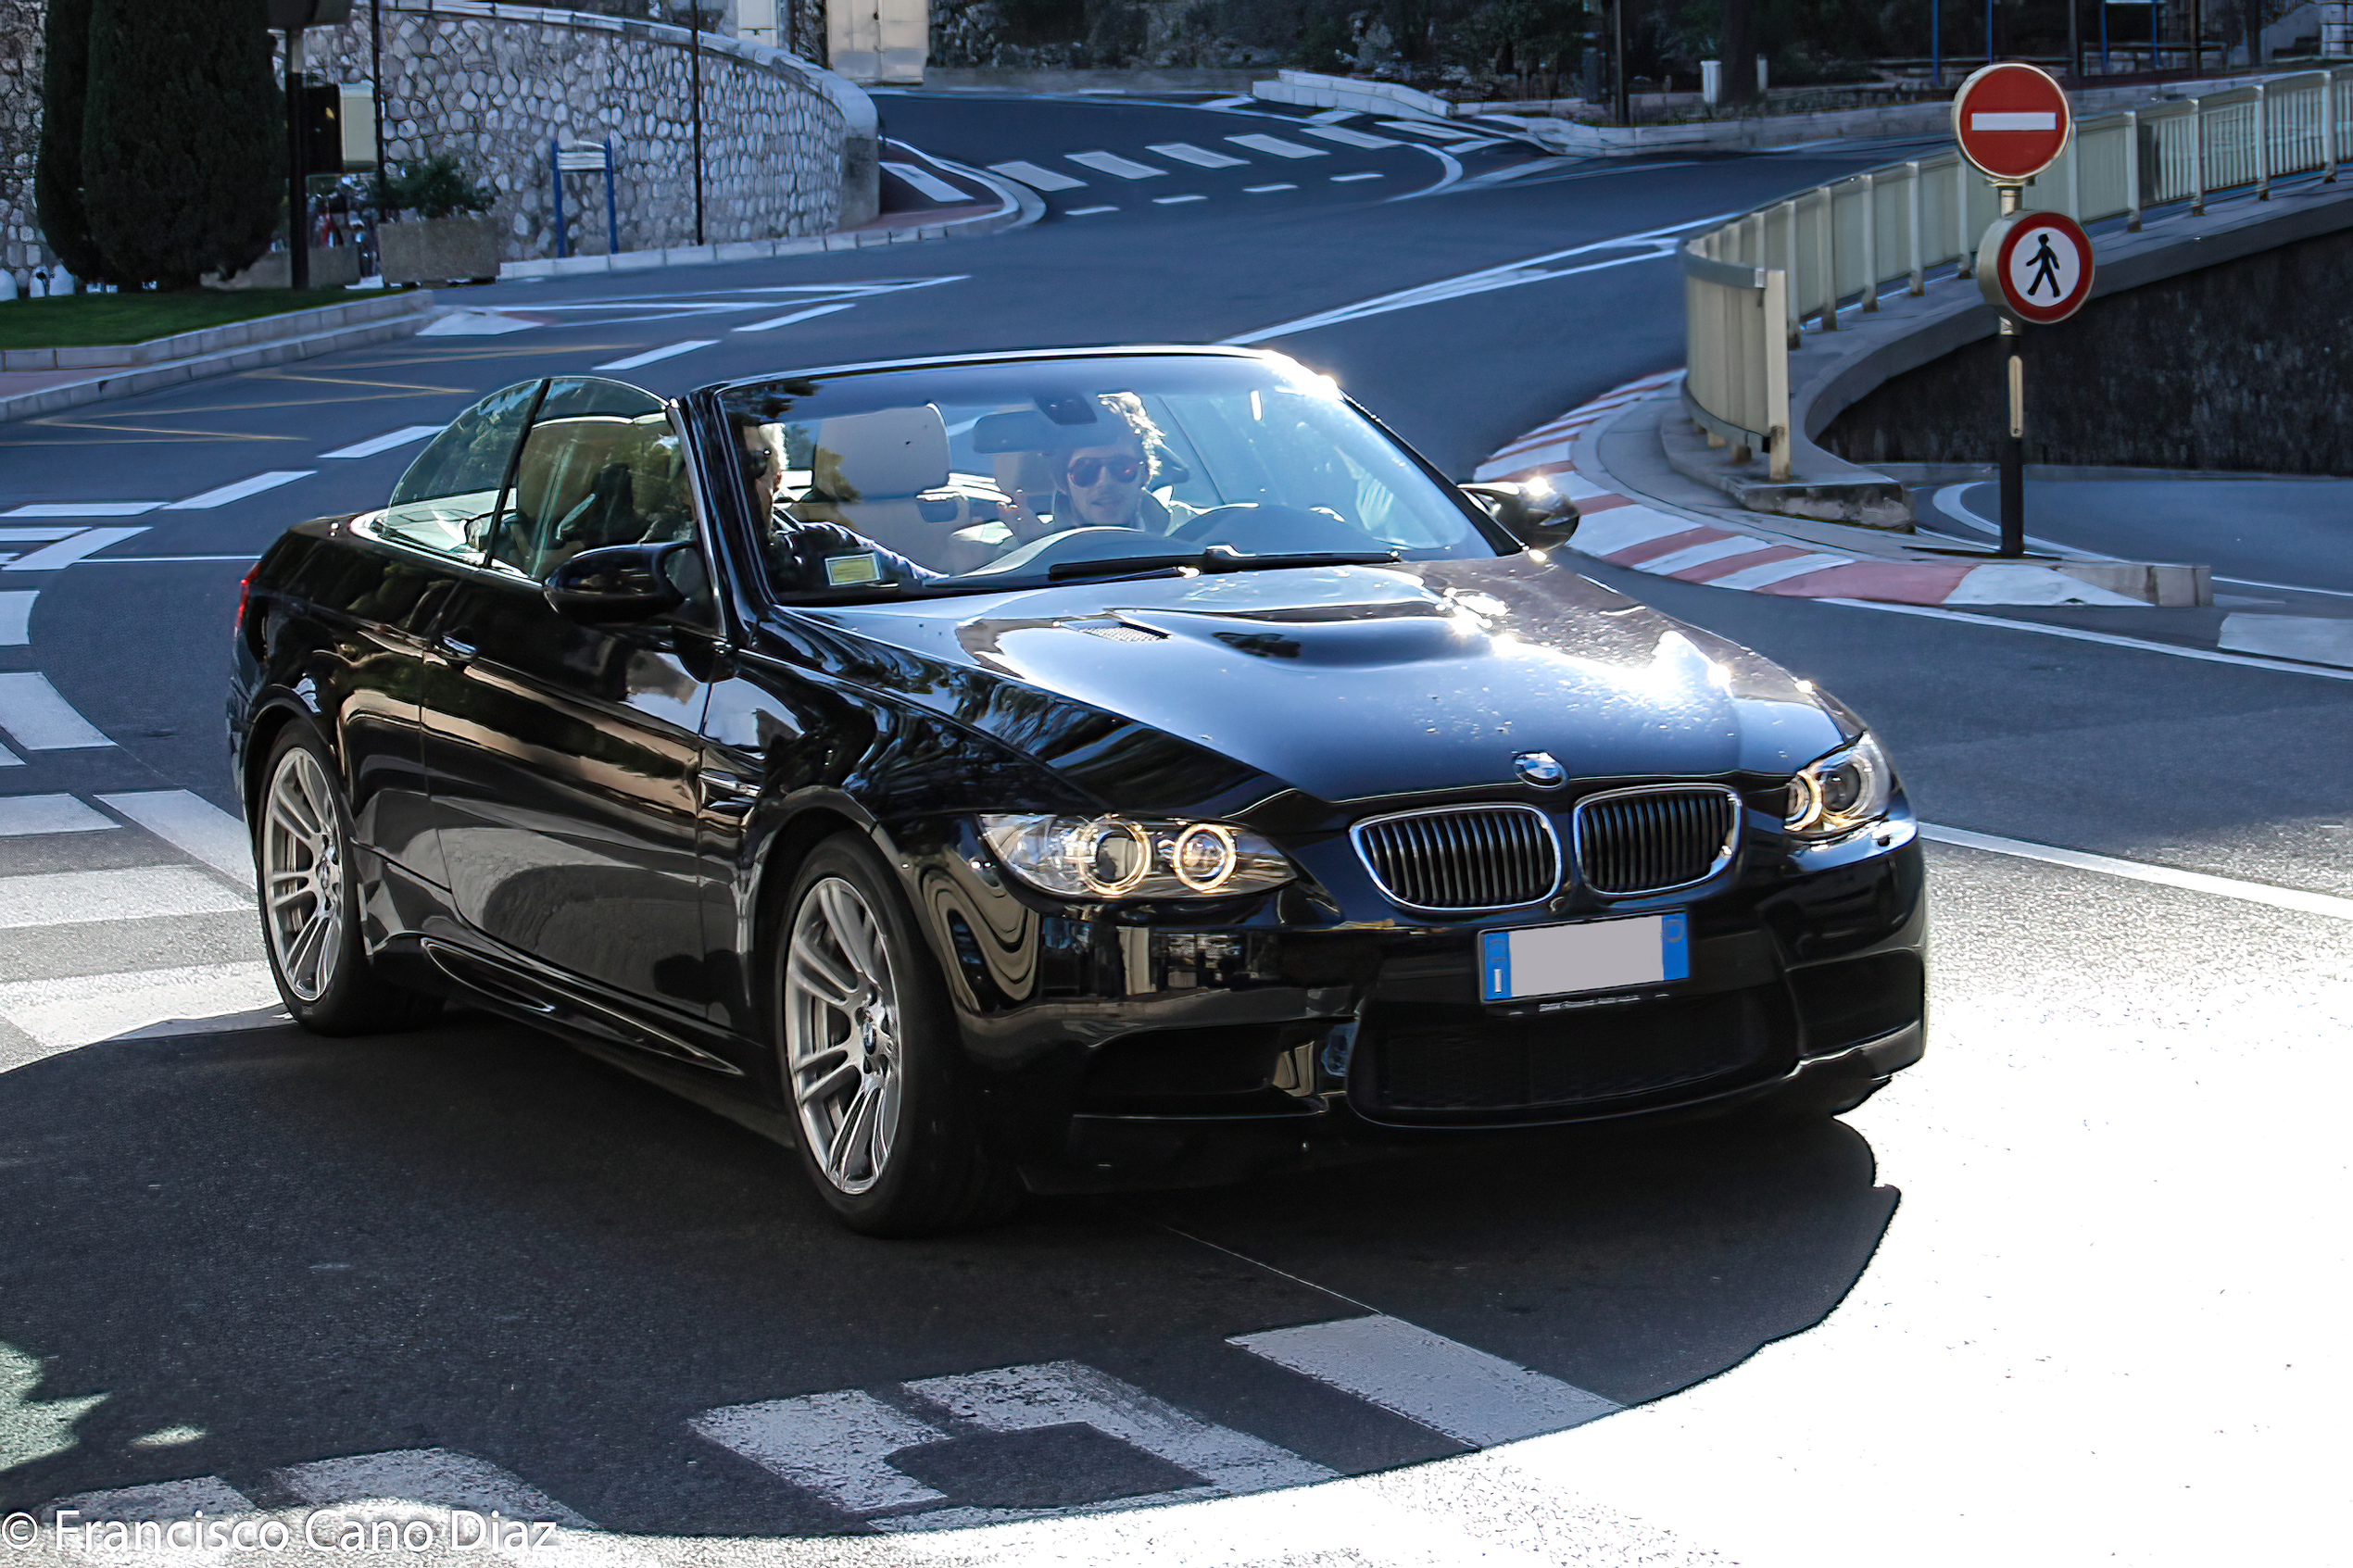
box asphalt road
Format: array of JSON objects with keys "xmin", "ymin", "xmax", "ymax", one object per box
[{"xmin": 0, "ymin": 93, "xmax": 2346, "ymax": 1568}]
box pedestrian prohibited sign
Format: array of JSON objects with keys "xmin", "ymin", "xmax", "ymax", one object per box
[
  {"xmin": 1953, "ymin": 62, "xmax": 2073, "ymax": 182},
  {"xmin": 1976, "ymin": 210, "xmax": 2095, "ymax": 324}
]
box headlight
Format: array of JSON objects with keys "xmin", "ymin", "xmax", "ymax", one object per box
[
  {"xmin": 1784, "ymin": 733, "xmax": 1894, "ymax": 840},
  {"xmin": 979, "ymin": 815, "xmax": 1295, "ymax": 899}
]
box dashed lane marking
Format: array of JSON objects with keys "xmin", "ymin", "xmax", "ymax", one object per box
[
  {"xmin": 693, "ymin": 1390, "xmax": 950, "ymax": 1513},
  {"xmin": 1378, "ymin": 119, "xmax": 1487, "ymax": 140},
  {"xmin": 1066, "ymin": 205, "xmax": 1120, "ymax": 216},
  {"xmin": 1066, "ymin": 150, "xmax": 1166, "ymax": 179},
  {"xmin": 1227, "ymin": 133, "xmax": 1327, "ymax": 159},
  {"xmin": 321, "ymin": 425, "xmax": 444, "ymax": 459},
  {"xmin": 1230, "ymin": 1315, "xmax": 1621, "ymax": 1447},
  {"xmin": 1148, "ymin": 141, "xmax": 1248, "ymax": 168},
  {"xmin": 0, "ymin": 672, "xmax": 113, "ymax": 748},
  {"xmin": 1, "ymin": 502, "xmax": 163, "ymax": 518},
  {"xmin": 1303, "ymin": 124, "xmax": 1403, "ymax": 148},
  {"xmin": 593, "ymin": 339, "xmax": 719, "ymax": 371},
  {"xmin": 1306, "ymin": 107, "xmax": 1360, "ymax": 123},
  {"xmin": 165, "ymin": 470, "xmax": 313, "ymax": 510},
  {"xmin": 2, "ymin": 528, "xmax": 148, "ymax": 572},
  {"xmin": 882, "ymin": 159, "xmax": 972, "ymax": 204},
  {"xmin": 1153, "ymin": 194, "xmax": 1209, "ymax": 205},
  {"xmin": 734, "ymin": 301, "xmax": 856, "ymax": 332},
  {"xmin": 0, "ymin": 528, "xmax": 81, "ymax": 542},
  {"xmin": 274, "ymin": 1449, "xmax": 592, "ymax": 1526},
  {"xmin": 988, "ymin": 159, "xmax": 1088, "ymax": 191},
  {"xmin": 1244, "ymin": 182, "xmax": 1298, "ymax": 193},
  {"xmin": 97, "ymin": 790, "xmax": 253, "ymax": 889},
  {"xmin": 0, "ymin": 591, "xmax": 31, "ymax": 646},
  {"xmin": 0, "ymin": 865, "xmax": 247, "ymax": 931},
  {"xmin": 0, "ymin": 795, "xmax": 114, "ymax": 836},
  {"xmin": 1331, "ymin": 171, "xmax": 1386, "ymax": 182},
  {"xmin": 1920, "ymin": 823, "xmax": 2353, "ymax": 922}
]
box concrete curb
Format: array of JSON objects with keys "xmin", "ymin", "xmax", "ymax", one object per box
[
  {"xmin": 1475, "ymin": 373, "xmax": 2205, "ymax": 608},
  {"xmin": 0, "ymin": 306, "xmax": 434, "ymax": 424},
  {"xmin": 0, "ymin": 292, "xmax": 426, "ymax": 372}
]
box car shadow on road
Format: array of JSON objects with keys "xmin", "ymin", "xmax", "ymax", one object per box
[{"xmin": 0, "ymin": 1014, "xmax": 1896, "ymax": 1537}]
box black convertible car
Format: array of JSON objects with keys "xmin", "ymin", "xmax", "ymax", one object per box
[{"xmin": 230, "ymin": 347, "xmax": 1924, "ymax": 1234}]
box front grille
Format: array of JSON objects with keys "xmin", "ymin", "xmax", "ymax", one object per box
[
  {"xmin": 1355, "ymin": 988, "xmax": 1785, "ymax": 1122},
  {"xmin": 1573, "ymin": 785, "xmax": 1742, "ymax": 897},
  {"xmin": 1353, "ymin": 806, "xmax": 1560, "ymax": 912}
]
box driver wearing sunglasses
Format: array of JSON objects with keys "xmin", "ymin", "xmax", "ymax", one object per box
[{"xmin": 1011, "ymin": 393, "xmax": 1195, "ymax": 536}]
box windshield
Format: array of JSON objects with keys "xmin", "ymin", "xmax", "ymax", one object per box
[{"xmin": 718, "ymin": 354, "xmax": 1505, "ymax": 601}]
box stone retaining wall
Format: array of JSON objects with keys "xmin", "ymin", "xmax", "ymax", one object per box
[{"xmin": 0, "ymin": 0, "xmax": 44, "ymax": 280}]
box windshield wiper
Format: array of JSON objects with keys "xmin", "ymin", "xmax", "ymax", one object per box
[{"xmin": 1047, "ymin": 546, "xmax": 1402, "ymax": 582}]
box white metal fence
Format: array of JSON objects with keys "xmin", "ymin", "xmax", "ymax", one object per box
[{"xmin": 1683, "ymin": 67, "xmax": 2353, "ymax": 480}]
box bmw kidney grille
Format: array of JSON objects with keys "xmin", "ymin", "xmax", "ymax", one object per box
[
  {"xmin": 1352, "ymin": 805, "xmax": 1561, "ymax": 911},
  {"xmin": 1571, "ymin": 785, "xmax": 1743, "ymax": 896}
]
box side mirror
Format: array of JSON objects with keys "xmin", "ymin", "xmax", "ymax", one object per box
[
  {"xmin": 1459, "ymin": 482, "xmax": 1579, "ymax": 547},
  {"xmin": 542, "ymin": 540, "xmax": 689, "ymax": 624}
]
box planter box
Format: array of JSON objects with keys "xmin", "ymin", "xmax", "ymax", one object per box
[
  {"xmin": 380, "ymin": 217, "xmax": 501, "ymax": 285},
  {"xmin": 210, "ymin": 246, "xmax": 362, "ymax": 290}
]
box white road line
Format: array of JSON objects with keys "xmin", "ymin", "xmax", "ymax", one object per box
[
  {"xmin": 1330, "ymin": 171, "xmax": 1386, "ymax": 182},
  {"xmin": 1919, "ymin": 824, "xmax": 2353, "ymax": 922},
  {"xmin": 2, "ymin": 527, "xmax": 148, "ymax": 572},
  {"xmin": 2214, "ymin": 573, "xmax": 2353, "ymax": 600},
  {"xmin": 80, "ymin": 554, "xmax": 259, "ymax": 564},
  {"xmin": 1197, "ymin": 94, "xmax": 1253, "ymax": 108},
  {"xmin": 0, "ymin": 866, "xmax": 246, "ymax": 930},
  {"xmin": 1227, "ymin": 133, "xmax": 1327, "ymax": 159},
  {"xmin": 1066, "ymin": 205, "xmax": 1120, "ymax": 215},
  {"xmin": 1149, "ymin": 141, "xmax": 1248, "ymax": 168},
  {"xmin": 988, "ymin": 159, "xmax": 1088, "ymax": 191},
  {"xmin": 1303, "ymin": 124, "xmax": 1403, "ymax": 148},
  {"xmin": 1378, "ymin": 119, "xmax": 1485, "ymax": 140},
  {"xmin": 1243, "ymin": 182, "xmax": 1298, "ymax": 193},
  {"xmin": 1637, "ymin": 536, "xmax": 1780, "ymax": 576},
  {"xmin": 693, "ymin": 1390, "xmax": 950, "ymax": 1512},
  {"xmin": 1821, "ymin": 597, "xmax": 2353, "ymax": 683},
  {"xmin": 0, "ymin": 591, "xmax": 31, "ymax": 646},
  {"xmin": 97, "ymin": 790, "xmax": 254, "ymax": 889},
  {"xmin": 1707, "ymin": 551, "xmax": 1855, "ymax": 589},
  {"xmin": 45, "ymin": 1476, "xmax": 257, "ymax": 1523},
  {"xmin": 0, "ymin": 743, "xmax": 18, "ymax": 767},
  {"xmin": 1563, "ymin": 507, "xmax": 1701, "ymax": 558},
  {"xmin": 166, "ymin": 470, "xmax": 313, "ymax": 510},
  {"xmin": 1, "ymin": 502, "xmax": 164, "ymax": 518},
  {"xmin": 594, "ymin": 339, "xmax": 719, "ymax": 371},
  {"xmin": 0, "ymin": 672, "xmax": 112, "ymax": 748},
  {"xmin": 1067, "ymin": 150, "xmax": 1166, "ymax": 179},
  {"xmin": 0, "ymin": 527, "xmax": 82, "ymax": 542},
  {"xmin": 0, "ymin": 795, "xmax": 115, "ymax": 836},
  {"xmin": 321, "ymin": 425, "xmax": 444, "ymax": 459},
  {"xmin": 1306, "ymin": 107, "xmax": 1360, "ymax": 123},
  {"xmin": 273, "ymin": 1449, "xmax": 591, "ymax": 1525},
  {"xmin": 882, "ymin": 159, "xmax": 972, "ymax": 203},
  {"xmin": 1231, "ymin": 1315, "xmax": 1621, "ymax": 1446},
  {"xmin": 1153, "ymin": 193, "xmax": 1209, "ymax": 205},
  {"xmin": 733, "ymin": 301, "xmax": 855, "ymax": 332},
  {"xmin": 0, "ymin": 961, "xmax": 279, "ymax": 1060}
]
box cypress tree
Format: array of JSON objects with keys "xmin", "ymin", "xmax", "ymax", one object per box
[
  {"xmin": 82, "ymin": 0, "xmax": 283, "ymax": 291},
  {"xmin": 34, "ymin": 0, "xmax": 107, "ymax": 285}
]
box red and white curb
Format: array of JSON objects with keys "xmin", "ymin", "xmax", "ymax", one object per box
[{"xmin": 1475, "ymin": 373, "xmax": 2139, "ymax": 608}]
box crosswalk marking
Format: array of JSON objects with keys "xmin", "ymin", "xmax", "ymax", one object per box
[
  {"xmin": 1378, "ymin": 119, "xmax": 1485, "ymax": 140},
  {"xmin": 1148, "ymin": 141, "xmax": 1248, "ymax": 169},
  {"xmin": 0, "ymin": 527, "xmax": 82, "ymax": 542},
  {"xmin": 1303, "ymin": 124, "xmax": 1403, "ymax": 149},
  {"xmin": 0, "ymin": 672, "xmax": 112, "ymax": 748},
  {"xmin": 1, "ymin": 502, "xmax": 163, "ymax": 518},
  {"xmin": 273, "ymin": 1449, "xmax": 591, "ymax": 1525},
  {"xmin": 987, "ymin": 159, "xmax": 1088, "ymax": 191},
  {"xmin": 0, "ymin": 865, "xmax": 247, "ymax": 931},
  {"xmin": 46, "ymin": 1476, "xmax": 256, "ymax": 1523},
  {"xmin": 883, "ymin": 159, "xmax": 972, "ymax": 204},
  {"xmin": 1306, "ymin": 107, "xmax": 1360, "ymax": 123},
  {"xmin": 321, "ymin": 425, "xmax": 444, "ymax": 459},
  {"xmin": 165, "ymin": 471, "xmax": 313, "ymax": 510},
  {"xmin": 694, "ymin": 1389, "xmax": 951, "ymax": 1512},
  {"xmin": 1229, "ymin": 1315, "xmax": 1621, "ymax": 1446},
  {"xmin": 0, "ymin": 960, "xmax": 278, "ymax": 1060},
  {"xmin": 1066, "ymin": 150, "xmax": 1165, "ymax": 180},
  {"xmin": 0, "ymin": 794, "xmax": 114, "ymax": 836},
  {"xmin": 96, "ymin": 790, "xmax": 253, "ymax": 888},
  {"xmin": 734, "ymin": 302, "xmax": 856, "ymax": 333},
  {"xmin": 594, "ymin": 340, "xmax": 718, "ymax": 371},
  {"xmin": 0, "ymin": 591, "xmax": 32, "ymax": 646},
  {"xmin": 1227, "ymin": 133, "xmax": 1326, "ymax": 159},
  {"xmin": 3, "ymin": 527, "xmax": 148, "ymax": 572}
]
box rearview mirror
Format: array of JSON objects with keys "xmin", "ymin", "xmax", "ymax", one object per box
[
  {"xmin": 1458, "ymin": 482, "xmax": 1579, "ymax": 547},
  {"xmin": 543, "ymin": 541, "xmax": 689, "ymax": 624}
]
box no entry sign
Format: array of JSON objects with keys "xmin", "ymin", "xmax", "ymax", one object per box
[
  {"xmin": 1977, "ymin": 209, "xmax": 2095, "ymax": 323},
  {"xmin": 1953, "ymin": 63, "xmax": 2073, "ymax": 182}
]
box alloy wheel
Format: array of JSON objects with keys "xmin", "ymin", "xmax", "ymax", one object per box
[
  {"xmin": 784, "ymin": 877, "xmax": 903, "ymax": 1195},
  {"xmin": 262, "ymin": 746, "xmax": 347, "ymax": 1003}
]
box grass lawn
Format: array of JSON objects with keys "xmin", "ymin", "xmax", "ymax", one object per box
[{"xmin": 0, "ymin": 288, "xmax": 381, "ymax": 351}]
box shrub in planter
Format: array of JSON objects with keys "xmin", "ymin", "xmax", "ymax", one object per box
[{"xmin": 376, "ymin": 155, "xmax": 501, "ymax": 284}]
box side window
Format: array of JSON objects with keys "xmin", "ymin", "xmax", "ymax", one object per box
[
  {"xmin": 492, "ymin": 378, "xmax": 695, "ymax": 582},
  {"xmin": 378, "ymin": 381, "xmax": 543, "ymax": 559}
]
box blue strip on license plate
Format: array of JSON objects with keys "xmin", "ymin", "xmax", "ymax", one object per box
[{"xmin": 1479, "ymin": 912, "xmax": 1690, "ymax": 1003}]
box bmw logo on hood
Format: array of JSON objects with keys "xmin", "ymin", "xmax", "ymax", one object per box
[{"xmin": 1513, "ymin": 751, "xmax": 1567, "ymax": 788}]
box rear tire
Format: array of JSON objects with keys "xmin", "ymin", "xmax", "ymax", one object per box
[
  {"xmin": 774, "ymin": 834, "xmax": 1017, "ymax": 1236},
  {"xmin": 255, "ymin": 722, "xmax": 441, "ymax": 1036}
]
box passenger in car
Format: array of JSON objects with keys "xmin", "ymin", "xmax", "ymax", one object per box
[
  {"xmin": 999, "ymin": 393, "xmax": 1200, "ymax": 539},
  {"xmin": 734, "ymin": 415, "xmax": 938, "ymax": 591}
]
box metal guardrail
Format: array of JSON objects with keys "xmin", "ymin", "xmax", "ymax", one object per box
[{"xmin": 1682, "ymin": 67, "xmax": 2353, "ymax": 481}]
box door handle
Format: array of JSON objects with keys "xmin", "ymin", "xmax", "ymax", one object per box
[
  {"xmin": 698, "ymin": 769, "xmax": 760, "ymax": 816},
  {"xmin": 437, "ymin": 633, "xmax": 479, "ymax": 663}
]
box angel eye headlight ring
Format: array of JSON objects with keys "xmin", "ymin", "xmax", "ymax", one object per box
[
  {"xmin": 1170, "ymin": 822, "xmax": 1239, "ymax": 892},
  {"xmin": 979, "ymin": 815, "xmax": 1296, "ymax": 901},
  {"xmin": 1076, "ymin": 818, "xmax": 1152, "ymax": 897},
  {"xmin": 1784, "ymin": 733, "xmax": 1894, "ymax": 841}
]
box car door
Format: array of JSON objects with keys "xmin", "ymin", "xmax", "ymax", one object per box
[{"xmin": 419, "ymin": 376, "xmax": 721, "ymax": 1016}]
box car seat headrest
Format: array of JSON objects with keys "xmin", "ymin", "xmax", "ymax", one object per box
[{"xmin": 812, "ymin": 406, "xmax": 950, "ymax": 501}]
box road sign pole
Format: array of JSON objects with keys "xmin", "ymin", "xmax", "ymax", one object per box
[
  {"xmin": 1995, "ymin": 183, "xmax": 2025, "ymax": 557},
  {"xmin": 286, "ymin": 26, "xmax": 309, "ymax": 291}
]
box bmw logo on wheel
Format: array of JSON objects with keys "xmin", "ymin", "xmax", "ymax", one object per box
[{"xmin": 1513, "ymin": 750, "xmax": 1567, "ymax": 787}]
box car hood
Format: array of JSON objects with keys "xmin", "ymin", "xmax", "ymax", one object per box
[{"xmin": 787, "ymin": 555, "xmax": 1854, "ymax": 810}]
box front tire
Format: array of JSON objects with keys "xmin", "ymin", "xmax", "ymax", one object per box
[
  {"xmin": 776, "ymin": 834, "xmax": 1016, "ymax": 1236},
  {"xmin": 255, "ymin": 723, "xmax": 440, "ymax": 1036}
]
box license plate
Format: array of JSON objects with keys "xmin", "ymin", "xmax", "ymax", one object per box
[{"xmin": 1478, "ymin": 913, "xmax": 1690, "ymax": 1003}]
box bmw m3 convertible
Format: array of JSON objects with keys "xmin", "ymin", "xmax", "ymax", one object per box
[{"xmin": 229, "ymin": 347, "xmax": 1925, "ymax": 1234}]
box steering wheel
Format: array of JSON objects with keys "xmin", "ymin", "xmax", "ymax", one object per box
[
  {"xmin": 967, "ymin": 525, "xmax": 1166, "ymax": 577},
  {"xmin": 1168, "ymin": 503, "xmax": 1378, "ymax": 554}
]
